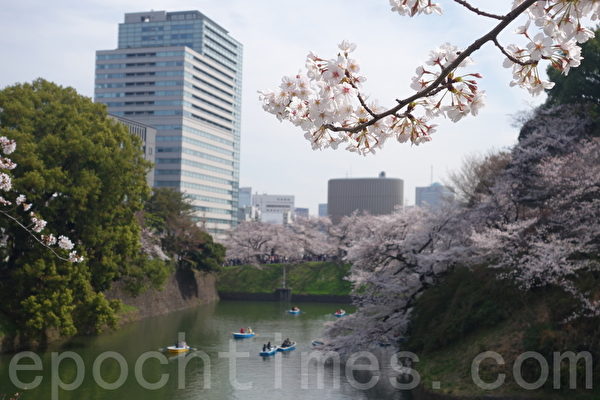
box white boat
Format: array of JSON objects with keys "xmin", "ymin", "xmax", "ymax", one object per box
[
  {"xmin": 259, "ymin": 346, "xmax": 278, "ymax": 356},
  {"xmin": 166, "ymin": 345, "xmax": 190, "ymax": 354},
  {"xmin": 277, "ymin": 342, "xmax": 296, "ymax": 352}
]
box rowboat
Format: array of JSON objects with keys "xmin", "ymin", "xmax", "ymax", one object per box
[
  {"xmin": 167, "ymin": 345, "xmax": 190, "ymax": 354},
  {"xmin": 232, "ymin": 332, "xmax": 256, "ymax": 339},
  {"xmin": 311, "ymin": 340, "xmax": 325, "ymax": 346},
  {"xmin": 288, "ymin": 309, "xmax": 300, "ymax": 315},
  {"xmin": 334, "ymin": 311, "xmax": 346, "ymax": 317},
  {"xmin": 259, "ymin": 346, "xmax": 278, "ymax": 356},
  {"xmin": 277, "ymin": 342, "xmax": 296, "ymax": 352}
]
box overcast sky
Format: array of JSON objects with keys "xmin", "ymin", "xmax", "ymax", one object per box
[{"xmin": 0, "ymin": 1, "xmax": 546, "ymax": 214}]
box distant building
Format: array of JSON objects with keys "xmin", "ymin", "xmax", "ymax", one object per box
[
  {"xmin": 108, "ymin": 114, "xmax": 156, "ymax": 186},
  {"xmin": 282, "ymin": 210, "xmax": 294, "ymax": 226},
  {"xmin": 415, "ymin": 182, "xmax": 455, "ymax": 209},
  {"xmin": 237, "ymin": 186, "xmax": 255, "ymax": 222},
  {"xmin": 295, "ymin": 207, "xmax": 309, "ymax": 219},
  {"xmin": 328, "ymin": 172, "xmax": 404, "ymax": 223},
  {"xmin": 318, "ymin": 203, "xmax": 328, "ymax": 217},
  {"xmin": 239, "ymin": 187, "xmax": 252, "ymax": 208},
  {"xmin": 253, "ymin": 193, "xmax": 295, "ymax": 225},
  {"xmin": 237, "ymin": 205, "xmax": 260, "ymax": 222}
]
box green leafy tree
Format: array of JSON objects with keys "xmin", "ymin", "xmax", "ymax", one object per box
[
  {"xmin": 546, "ymin": 27, "xmax": 600, "ymax": 107},
  {"xmin": 0, "ymin": 79, "xmax": 152, "ymax": 340},
  {"xmin": 145, "ymin": 188, "xmax": 225, "ymax": 272}
]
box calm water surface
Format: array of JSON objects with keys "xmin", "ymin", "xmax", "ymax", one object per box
[{"xmin": 0, "ymin": 301, "xmax": 408, "ymax": 400}]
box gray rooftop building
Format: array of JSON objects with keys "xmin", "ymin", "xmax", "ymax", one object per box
[
  {"xmin": 415, "ymin": 182, "xmax": 455, "ymax": 209},
  {"xmin": 327, "ymin": 172, "xmax": 404, "ymax": 223},
  {"xmin": 95, "ymin": 10, "xmax": 243, "ymax": 238}
]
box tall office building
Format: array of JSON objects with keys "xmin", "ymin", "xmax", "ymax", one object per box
[
  {"xmin": 95, "ymin": 10, "xmax": 242, "ymax": 238},
  {"xmin": 108, "ymin": 115, "xmax": 156, "ymax": 187}
]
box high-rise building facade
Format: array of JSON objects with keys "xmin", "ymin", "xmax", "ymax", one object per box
[
  {"xmin": 108, "ymin": 115, "xmax": 156, "ymax": 187},
  {"xmin": 95, "ymin": 10, "xmax": 242, "ymax": 238},
  {"xmin": 328, "ymin": 172, "xmax": 404, "ymax": 223}
]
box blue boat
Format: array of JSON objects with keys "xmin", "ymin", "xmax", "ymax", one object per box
[
  {"xmin": 232, "ymin": 332, "xmax": 256, "ymax": 339},
  {"xmin": 288, "ymin": 309, "xmax": 300, "ymax": 315},
  {"xmin": 277, "ymin": 342, "xmax": 296, "ymax": 352},
  {"xmin": 259, "ymin": 346, "xmax": 278, "ymax": 356}
]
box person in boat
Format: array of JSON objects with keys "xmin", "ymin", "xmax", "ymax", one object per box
[
  {"xmin": 262, "ymin": 344, "xmax": 267, "ymax": 352},
  {"xmin": 267, "ymin": 341, "xmax": 272, "ymax": 349},
  {"xmin": 240, "ymin": 328, "xmax": 245, "ymax": 333},
  {"xmin": 247, "ymin": 327, "xmax": 253, "ymax": 334},
  {"xmin": 291, "ymin": 306, "xmax": 299, "ymax": 311},
  {"xmin": 281, "ymin": 338, "xmax": 291, "ymax": 348}
]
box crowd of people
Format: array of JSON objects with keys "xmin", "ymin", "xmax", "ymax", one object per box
[{"xmin": 224, "ymin": 253, "xmax": 336, "ymax": 266}]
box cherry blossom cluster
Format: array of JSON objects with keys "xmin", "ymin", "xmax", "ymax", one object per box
[
  {"xmin": 0, "ymin": 136, "xmax": 83, "ymax": 263},
  {"xmin": 502, "ymin": 0, "xmax": 597, "ymax": 95},
  {"xmin": 411, "ymin": 43, "xmax": 486, "ymax": 122},
  {"xmin": 260, "ymin": 0, "xmax": 597, "ymax": 154},
  {"xmin": 471, "ymin": 106, "xmax": 600, "ymax": 317},
  {"xmin": 389, "ymin": 0, "xmax": 442, "ymax": 16},
  {"xmin": 259, "ymin": 40, "xmax": 483, "ymax": 155}
]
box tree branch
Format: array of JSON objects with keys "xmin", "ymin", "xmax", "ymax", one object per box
[
  {"xmin": 357, "ymin": 92, "xmax": 376, "ymax": 117},
  {"xmin": 492, "ymin": 38, "xmax": 537, "ymax": 66},
  {"xmin": 322, "ymin": 0, "xmax": 537, "ymax": 134},
  {"xmin": 452, "ymin": 0, "xmax": 504, "ymax": 20},
  {"xmin": 0, "ymin": 210, "xmax": 71, "ymax": 262}
]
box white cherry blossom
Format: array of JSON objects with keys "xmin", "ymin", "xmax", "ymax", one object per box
[
  {"xmin": 0, "ymin": 138, "xmax": 84, "ymax": 262},
  {"xmin": 260, "ymin": 0, "xmax": 597, "ymax": 154}
]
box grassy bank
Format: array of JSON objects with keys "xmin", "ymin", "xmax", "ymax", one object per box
[
  {"xmin": 407, "ymin": 266, "xmax": 600, "ymax": 399},
  {"xmin": 217, "ymin": 261, "xmax": 352, "ymax": 296}
]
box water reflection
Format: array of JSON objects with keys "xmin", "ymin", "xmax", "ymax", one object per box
[{"xmin": 0, "ymin": 300, "xmax": 409, "ymax": 400}]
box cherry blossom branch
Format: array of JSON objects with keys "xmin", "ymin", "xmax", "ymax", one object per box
[
  {"xmin": 0, "ymin": 209, "xmax": 71, "ymax": 262},
  {"xmin": 357, "ymin": 92, "xmax": 376, "ymax": 118},
  {"xmin": 0, "ymin": 136, "xmax": 83, "ymax": 263},
  {"xmin": 261, "ymin": 0, "xmax": 595, "ymax": 154},
  {"xmin": 322, "ymin": 0, "xmax": 537, "ymax": 135},
  {"xmin": 492, "ymin": 38, "xmax": 536, "ymax": 66},
  {"xmin": 452, "ymin": 0, "xmax": 504, "ymax": 20}
]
